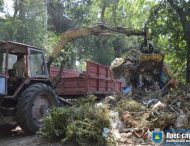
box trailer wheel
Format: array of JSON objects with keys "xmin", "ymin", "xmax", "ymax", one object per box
[{"xmin": 16, "ymin": 83, "xmax": 58, "ymax": 134}]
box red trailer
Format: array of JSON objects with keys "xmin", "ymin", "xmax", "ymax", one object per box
[{"xmin": 50, "ymin": 61, "xmax": 122, "ymax": 98}]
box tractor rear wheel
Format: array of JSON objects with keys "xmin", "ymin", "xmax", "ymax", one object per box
[{"xmin": 16, "ymin": 83, "xmax": 58, "ymax": 134}]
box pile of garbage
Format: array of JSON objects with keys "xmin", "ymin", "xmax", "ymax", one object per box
[
  {"xmin": 112, "ymin": 49, "xmax": 177, "ymax": 94},
  {"xmin": 41, "ymin": 89, "xmax": 190, "ymax": 146},
  {"xmin": 106, "ymin": 49, "xmax": 190, "ymax": 145},
  {"xmin": 100, "ymin": 86, "xmax": 190, "ymax": 145}
]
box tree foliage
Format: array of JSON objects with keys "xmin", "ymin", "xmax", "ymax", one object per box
[
  {"xmin": 0, "ymin": 0, "xmax": 3, "ymax": 11},
  {"xmin": 3, "ymin": 0, "xmax": 189, "ymax": 83},
  {"xmin": 148, "ymin": 0, "xmax": 190, "ymax": 83}
]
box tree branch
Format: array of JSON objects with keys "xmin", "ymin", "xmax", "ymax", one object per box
[
  {"xmin": 47, "ymin": 24, "xmax": 145, "ymax": 68},
  {"xmin": 146, "ymin": 0, "xmax": 164, "ymax": 25},
  {"xmin": 167, "ymin": 0, "xmax": 187, "ymax": 29},
  {"xmin": 101, "ymin": 3, "xmax": 106, "ymax": 23},
  {"xmin": 13, "ymin": 0, "xmax": 18, "ymax": 18}
]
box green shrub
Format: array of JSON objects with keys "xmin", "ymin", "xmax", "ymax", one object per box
[{"xmin": 41, "ymin": 95, "xmax": 111, "ymax": 146}]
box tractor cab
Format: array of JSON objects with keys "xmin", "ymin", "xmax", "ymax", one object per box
[
  {"xmin": 0, "ymin": 41, "xmax": 58, "ymax": 134},
  {"xmin": 0, "ymin": 41, "xmax": 48, "ymax": 96}
]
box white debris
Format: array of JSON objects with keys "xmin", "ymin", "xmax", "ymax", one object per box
[
  {"xmin": 175, "ymin": 111, "xmax": 188, "ymax": 129},
  {"xmin": 110, "ymin": 58, "xmax": 125, "ymax": 69},
  {"xmin": 152, "ymin": 101, "xmax": 166, "ymax": 112},
  {"xmin": 111, "ymin": 129, "xmax": 121, "ymax": 140}
]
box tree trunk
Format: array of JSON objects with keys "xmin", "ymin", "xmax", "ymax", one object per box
[
  {"xmin": 184, "ymin": 22, "xmax": 190, "ymax": 84},
  {"xmin": 113, "ymin": 38, "xmax": 122, "ymax": 58},
  {"xmin": 44, "ymin": 0, "xmax": 48, "ymax": 29},
  {"xmin": 47, "ymin": 1, "xmax": 72, "ymax": 33},
  {"xmin": 101, "ymin": 3, "xmax": 106, "ymax": 23},
  {"xmin": 112, "ymin": 0, "xmax": 118, "ymax": 25},
  {"xmin": 13, "ymin": 0, "xmax": 18, "ymax": 17},
  {"xmin": 185, "ymin": 36, "xmax": 190, "ymax": 84},
  {"xmin": 19, "ymin": 0, "xmax": 27, "ymax": 20}
]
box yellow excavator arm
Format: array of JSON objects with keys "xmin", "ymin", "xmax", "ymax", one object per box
[{"xmin": 47, "ymin": 24, "xmax": 146, "ymax": 68}]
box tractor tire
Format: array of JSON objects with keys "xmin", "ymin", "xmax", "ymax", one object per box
[{"xmin": 16, "ymin": 83, "xmax": 58, "ymax": 134}]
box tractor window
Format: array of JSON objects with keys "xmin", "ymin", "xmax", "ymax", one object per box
[
  {"xmin": 29, "ymin": 49, "xmax": 48, "ymax": 77},
  {"xmin": 0, "ymin": 50, "xmax": 6, "ymax": 74},
  {"xmin": 8, "ymin": 54, "xmax": 17, "ymax": 69}
]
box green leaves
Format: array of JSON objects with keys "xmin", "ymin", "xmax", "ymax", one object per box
[
  {"xmin": 0, "ymin": 0, "xmax": 3, "ymax": 11},
  {"xmin": 148, "ymin": 1, "xmax": 190, "ymax": 82},
  {"xmin": 0, "ymin": 0, "xmax": 165, "ymax": 71},
  {"xmin": 41, "ymin": 95, "xmax": 110, "ymax": 146}
]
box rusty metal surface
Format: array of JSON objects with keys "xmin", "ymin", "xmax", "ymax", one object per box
[
  {"xmin": 0, "ymin": 40, "xmax": 41, "ymax": 50},
  {"xmin": 138, "ymin": 53, "xmax": 164, "ymax": 63},
  {"xmin": 53, "ymin": 61, "xmax": 122, "ymax": 97}
]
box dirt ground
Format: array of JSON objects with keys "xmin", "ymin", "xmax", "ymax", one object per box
[
  {"xmin": 0, "ymin": 133, "xmax": 153, "ymax": 146},
  {"xmin": 0, "ymin": 135, "xmax": 80, "ymax": 146},
  {"xmin": 0, "ymin": 128, "xmax": 78, "ymax": 146},
  {"xmin": 0, "ymin": 134, "xmax": 51, "ymax": 146},
  {"xmin": 0, "ymin": 134, "xmax": 155, "ymax": 146},
  {"xmin": 0, "ymin": 128, "xmax": 153, "ymax": 146}
]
